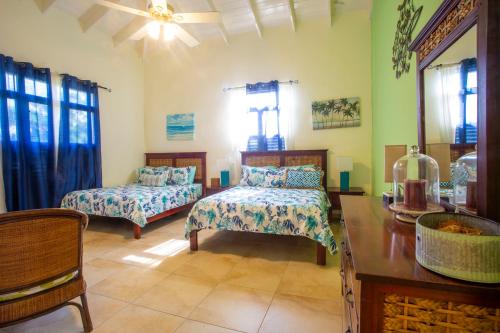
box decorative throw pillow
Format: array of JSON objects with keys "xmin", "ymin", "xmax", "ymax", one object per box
[
  {"xmin": 136, "ymin": 166, "xmax": 170, "ymax": 183},
  {"xmin": 240, "ymin": 166, "xmax": 267, "ymax": 187},
  {"xmin": 188, "ymin": 166, "xmax": 197, "ymax": 184},
  {"xmin": 168, "ymin": 167, "xmax": 194, "ymax": 185},
  {"xmin": 262, "ymin": 168, "xmax": 287, "ymax": 188},
  {"xmin": 285, "ymin": 170, "xmax": 323, "ymax": 188},
  {"xmin": 240, "ymin": 166, "xmax": 287, "ymax": 187},
  {"xmin": 138, "ymin": 173, "xmax": 169, "ymax": 187}
]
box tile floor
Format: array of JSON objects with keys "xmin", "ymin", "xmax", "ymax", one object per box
[{"xmin": 2, "ymin": 213, "xmax": 346, "ymax": 333}]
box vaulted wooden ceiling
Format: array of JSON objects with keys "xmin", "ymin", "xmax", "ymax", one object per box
[{"xmin": 34, "ymin": 0, "xmax": 371, "ymax": 49}]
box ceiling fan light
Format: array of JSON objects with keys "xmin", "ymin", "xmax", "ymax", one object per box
[
  {"xmin": 148, "ymin": 0, "xmax": 169, "ymax": 16},
  {"xmin": 147, "ymin": 21, "xmax": 161, "ymax": 40},
  {"xmin": 163, "ymin": 24, "xmax": 176, "ymax": 41}
]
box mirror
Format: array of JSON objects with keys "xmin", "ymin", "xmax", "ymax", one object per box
[{"xmin": 423, "ymin": 25, "xmax": 477, "ymax": 187}]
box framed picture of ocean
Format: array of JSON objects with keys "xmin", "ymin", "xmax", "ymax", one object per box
[
  {"xmin": 166, "ymin": 113, "xmax": 195, "ymax": 141},
  {"xmin": 312, "ymin": 97, "xmax": 361, "ymax": 130}
]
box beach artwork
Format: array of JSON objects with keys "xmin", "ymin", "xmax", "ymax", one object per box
[
  {"xmin": 312, "ymin": 97, "xmax": 361, "ymax": 130},
  {"xmin": 166, "ymin": 113, "xmax": 195, "ymax": 141}
]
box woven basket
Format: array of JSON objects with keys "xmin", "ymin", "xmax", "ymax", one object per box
[
  {"xmin": 416, "ymin": 213, "xmax": 500, "ymax": 283},
  {"xmin": 383, "ymin": 294, "xmax": 500, "ymax": 332}
]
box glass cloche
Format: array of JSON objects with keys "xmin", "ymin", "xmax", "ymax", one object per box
[
  {"xmin": 452, "ymin": 149, "xmax": 477, "ymax": 211},
  {"xmin": 390, "ymin": 145, "xmax": 443, "ymax": 223}
]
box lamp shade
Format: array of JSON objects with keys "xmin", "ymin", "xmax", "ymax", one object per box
[
  {"xmin": 336, "ymin": 156, "xmax": 353, "ymax": 172},
  {"xmin": 426, "ymin": 143, "xmax": 451, "ymax": 182},
  {"xmin": 384, "ymin": 145, "xmax": 407, "ymax": 183}
]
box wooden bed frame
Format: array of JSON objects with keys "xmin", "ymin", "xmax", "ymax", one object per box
[
  {"xmin": 189, "ymin": 149, "xmax": 329, "ymax": 265},
  {"xmin": 129, "ymin": 152, "xmax": 207, "ymax": 239}
]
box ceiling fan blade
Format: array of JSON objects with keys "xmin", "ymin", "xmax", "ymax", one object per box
[
  {"xmin": 172, "ymin": 12, "xmax": 221, "ymax": 24},
  {"xmin": 173, "ymin": 24, "xmax": 200, "ymax": 47},
  {"xmin": 90, "ymin": 0, "xmax": 152, "ymax": 18}
]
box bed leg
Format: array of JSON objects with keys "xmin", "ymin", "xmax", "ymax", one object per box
[
  {"xmin": 190, "ymin": 230, "xmax": 198, "ymax": 251},
  {"xmin": 134, "ymin": 225, "xmax": 141, "ymax": 239},
  {"xmin": 316, "ymin": 243, "xmax": 326, "ymax": 266}
]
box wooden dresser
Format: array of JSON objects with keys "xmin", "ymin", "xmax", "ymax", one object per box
[{"xmin": 340, "ymin": 196, "xmax": 500, "ymax": 333}]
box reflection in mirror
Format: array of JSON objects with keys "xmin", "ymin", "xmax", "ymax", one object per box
[{"xmin": 423, "ymin": 25, "xmax": 477, "ymax": 196}]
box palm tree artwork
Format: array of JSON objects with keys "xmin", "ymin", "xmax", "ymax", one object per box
[{"xmin": 312, "ymin": 97, "xmax": 361, "ymax": 129}]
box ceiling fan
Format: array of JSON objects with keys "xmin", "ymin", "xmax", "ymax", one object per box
[{"xmin": 91, "ymin": 0, "xmax": 222, "ymax": 47}]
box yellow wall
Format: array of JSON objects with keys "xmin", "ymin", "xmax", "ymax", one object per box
[
  {"xmin": 0, "ymin": 0, "xmax": 145, "ymax": 212},
  {"xmin": 144, "ymin": 10, "xmax": 372, "ymax": 193}
]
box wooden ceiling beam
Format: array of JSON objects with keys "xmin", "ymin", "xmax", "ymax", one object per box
[
  {"xmin": 34, "ymin": 0, "xmax": 57, "ymax": 13},
  {"xmin": 112, "ymin": 16, "xmax": 149, "ymax": 47},
  {"xmin": 206, "ymin": 0, "xmax": 229, "ymax": 45},
  {"xmin": 288, "ymin": 0, "xmax": 297, "ymax": 32},
  {"xmin": 247, "ymin": 0, "xmax": 262, "ymax": 38},
  {"xmin": 79, "ymin": 0, "xmax": 120, "ymax": 32}
]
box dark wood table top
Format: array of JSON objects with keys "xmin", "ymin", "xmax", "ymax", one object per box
[{"xmin": 340, "ymin": 195, "xmax": 500, "ymax": 295}]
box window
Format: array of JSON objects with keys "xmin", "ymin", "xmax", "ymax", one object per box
[
  {"xmin": 246, "ymin": 81, "xmax": 285, "ymax": 151},
  {"xmin": 61, "ymin": 84, "xmax": 98, "ymax": 145},
  {"xmin": 455, "ymin": 58, "xmax": 477, "ymax": 144},
  {"xmin": 1, "ymin": 73, "xmax": 51, "ymax": 143}
]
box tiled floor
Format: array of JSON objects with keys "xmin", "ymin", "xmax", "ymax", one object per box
[{"xmin": 2, "ymin": 213, "xmax": 345, "ymax": 333}]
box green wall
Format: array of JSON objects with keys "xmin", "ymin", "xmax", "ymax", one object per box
[{"xmin": 371, "ymin": 0, "xmax": 442, "ymax": 195}]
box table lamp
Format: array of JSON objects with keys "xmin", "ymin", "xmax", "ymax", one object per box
[
  {"xmin": 336, "ymin": 156, "xmax": 353, "ymax": 191},
  {"xmin": 216, "ymin": 158, "xmax": 231, "ymax": 187}
]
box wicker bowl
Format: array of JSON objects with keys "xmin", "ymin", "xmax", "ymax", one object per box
[{"xmin": 416, "ymin": 212, "xmax": 500, "ymax": 283}]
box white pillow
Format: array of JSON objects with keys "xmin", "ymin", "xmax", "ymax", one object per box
[{"xmin": 138, "ymin": 173, "xmax": 168, "ymax": 187}]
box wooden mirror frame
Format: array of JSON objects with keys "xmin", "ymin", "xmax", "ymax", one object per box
[{"xmin": 409, "ymin": 0, "xmax": 500, "ymax": 221}]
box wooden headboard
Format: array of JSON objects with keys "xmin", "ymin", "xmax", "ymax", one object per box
[
  {"xmin": 241, "ymin": 150, "xmax": 328, "ymax": 190},
  {"xmin": 145, "ymin": 152, "xmax": 207, "ymax": 196}
]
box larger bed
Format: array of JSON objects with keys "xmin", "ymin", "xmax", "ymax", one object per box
[
  {"xmin": 186, "ymin": 150, "xmax": 336, "ymax": 265},
  {"xmin": 61, "ymin": 152, "xmax": 207, "ymax": 239}
]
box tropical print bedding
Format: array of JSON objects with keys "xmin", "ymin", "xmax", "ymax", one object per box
[
  {"xmin": 186, "ymin": 186, "xmax": 336, "ymax": 253},
  {"xmin": 61, "ymin": 184, "xmax": 202, "ymax": 227}
]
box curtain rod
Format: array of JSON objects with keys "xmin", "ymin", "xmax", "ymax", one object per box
[
  {"xmin": 54, "ymin": 72, "xmax": 112, "ymax": 93},
  {"xmin": 427, "ymin": 61, "xmax": 461, "ymax": 70},
  {"xmin": 223, "ymin": 80, "xmax": 299, "ymax": 92}
]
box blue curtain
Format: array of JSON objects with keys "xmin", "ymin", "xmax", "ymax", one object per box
[
  {"xmin": 0, "ymin": 54, "xmax": 56, "ymax": 211},
  {"xmin": 245, "ymin": 80, "xmax": 284, "ymax": 151},
  {"xmin": 55, "ymin": 75, "xmax": 102, "ymax": 206}
]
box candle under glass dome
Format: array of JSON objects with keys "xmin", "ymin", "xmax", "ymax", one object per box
[
  {"xmin": 389, "ymin": 145, "xmax": 444, "ymax": 223},
  {"xmin": 452, "ymin": 149, "xmax": 478, "ymax": 211}
]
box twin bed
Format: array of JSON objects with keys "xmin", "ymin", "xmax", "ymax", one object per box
[
  {"xmin": 62, "ymin": 152, "xmax": 207, "ymax": 239},
  {"xmin": 62, "ymin": 150, "xmax": 336, "ymax": 265}
]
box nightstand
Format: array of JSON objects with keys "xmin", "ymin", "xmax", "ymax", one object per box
[
  {"xmin": 206, "ymin": 186, "xmax": 235, "ymax": 196},
  {"xmin": 327, "ymin": 187, "xmax": 365, "ymax": 221}
]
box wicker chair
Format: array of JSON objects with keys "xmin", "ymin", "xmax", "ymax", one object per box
[{"xmin": 0, "ymin": 209, "xmax": 92, "ymax": 332}]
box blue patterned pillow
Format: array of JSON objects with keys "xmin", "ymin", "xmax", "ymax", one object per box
[
  {"xmin": 138, "ymin": 173, "xmax": 169, "ymax": 187},
  {"xmin": 168, "ymin": 167, "xmax": 195, "ymax": 185},
  {"xmin": 136, "ymin": 166, "xmax": 170, "ymax": 183},
  {"xmin": 188, "ymin": 166, "xmax": 197, "ymax": 184},
  {"xmin": 262, "ymin": 168, "xmax": 287, "ymax": 188},
  {"xmin": 286, "ymin": 170, "xmax": 322, "ymax": 188},
  {"xmin": 240, "ymin": 166, "xmax": 286, "ymax": 187},
  {"xmin": 240, "ymin": 166, "xmax": 267, "ymax": 186}
]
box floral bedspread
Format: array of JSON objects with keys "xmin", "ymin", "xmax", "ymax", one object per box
[
  {"xmin": 61, "ymin": 184, "xmax": 202, "ymax": 227},
  {"xmin": 186, "ymin": 186, "xmax": 336, "ymax": 253}
]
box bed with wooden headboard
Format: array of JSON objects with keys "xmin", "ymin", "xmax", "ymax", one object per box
[
  {"xmin": 186, "ymin": 149, "xmax": 335, "ymax": 265},
  {"xmin": 241, "ymin": 149, "xmax": 328, "ymax": 190},
  {"xmin": 61, "ymin": 152, "xmax": 206, "ymax": 240}
]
